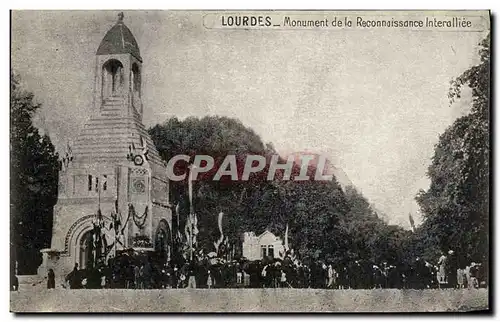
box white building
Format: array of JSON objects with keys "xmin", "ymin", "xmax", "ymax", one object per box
[{"xmin": 242, "ymin": 230, "xmax": 285, "ymax": 261}]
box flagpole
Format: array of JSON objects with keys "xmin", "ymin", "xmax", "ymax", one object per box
[
  {"xmin": 176, "ymin": 204, "xmax": 180, "ymax": 234},
  {"xmin": 408, "ymin": 213, "xmax": 416, "ymax": 233},
  {"xmin": 188, "ymin": 165, "xmax": 194, "ymax": 261},
  {"xmin": 284, "ymin": 222, "xmax": 289, "ymax": 252},
  {"xmin": 97, "ymin": 175, "xmax": 101, "ymax": 214}
]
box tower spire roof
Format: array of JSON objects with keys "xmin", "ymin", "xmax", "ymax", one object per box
[{"xmin": 96, "ymin": 12, "xmax": 142, "ymax": 62}]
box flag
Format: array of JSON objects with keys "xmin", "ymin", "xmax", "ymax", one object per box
[
  {"xmin": 128, "ymin": 144, "xmax": 134, "ymax": 160},
  {"xmin": 214, "ymin": 212, "xmax": 224, "ymax": 252},
  {"xmin": 193, "ymin": 213, "xmax": 199, "ymax": 235},
  {"xmin": 175, "ymin": 203, "xmax": 182, "ymax": 241},
  {"xmin": 95, "ymin": 174, "xmax": 107, "ymax": 195},
  {"xmin": 184, "ymin": 216, "xmax": 191, "ymax": 244},
  {"xmin": 409, "ymin": 213, "xmax": 416, "ymax": 232},
  {"xmin": 96, "ymin": 207, "xmax": 103, "ymax": 220},
  {"xmin": 284, "ymin": 222, "xmax": 289, "ymax": 251},
  {"xmin": 188, "ymin": 165, "xmax": 195, "ymax": 215},
  {"xmin": 140, "ymin": 135, "xmax": 149, "ymax": 161},
  {"xmin": 186, "ymin": 165, "xmax": 196, "ymax": 251},
  {"xmin": 67, "ymin": 142, "xmax": 73, "ymax": 161},
  {"xmin": 192, "ymin": 213, "xmax": 199, "ymax": 245}
]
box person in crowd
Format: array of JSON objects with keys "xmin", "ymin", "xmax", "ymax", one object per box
[
  {"xmin": 178, "ymin": 273, "xmax": 186, "ymax": 288},
  {"xmin": 58, "ymin": 245, "xmax": 487, "ymax": 292},
  {"xmin": 187, "ymin": 260, "xmax": 197, "ymax": 288},
  {"xmin": 162, "ymin": 265, "xmax": 171, "ymax": 289},
  {"xmin": 236, "ymin": 264, "xmax": 243, "ymax": 285},
  {"xmin": 469, "ymin": 262, "xmax": 479, "ymax": 289},
  {"xmin": 462, "ymin": 264, "xmax": 470, "ymax": 289},
  {"xmin": 296, "ymin": 263, "xmax": 306, "ymax": 288},
  {"xmin": 372, "ymin": 265, "xmax": 383, "ymax": 289},
  {"xmin": 280, "ymin": 269, "xmax": 287, "ymax": 288},
  {"xmin": 362, "ymin": 260, "xmax": 375, "ymax": 289},
  {"xmin": 11, "ymin": 270, "xmax": 19, "ymax": 291},
  {"xmin": 327, "ymin": 264, "xmax": 334, "ymax": 288},
  {"xmin": 446, "ymin": 250, "xmax": 458, "ymax": 289},
  {"xmin": 87, "ymin": 267, "xmax": 101, "ymax": 289},
  {"xmin": 477, "ymin": 263, "xmax": 487, "ymax": 288},
  {"xmin": 338, "ymin": 265, "xmax": 348, "ymax": 289},
  {"xmin": 47, "ymin": 269, "xmax": 56, "ymax": 289},
  {"xmin": 134, "ymin": 264, "xmax": 141, "ymax": 289},
  {"xmin": 207, "ymin": 270, "xmax": 213, "ymax": 289},
  {"xmin": 261, "ymin": 264, "xmax": 269, "ymax": 288},
  {"xmin": 387, "ymin": 265, "xmax": 399, "ymax": 289},
  {"xmin": 138, "ymin": 264, "xmax": 145, "ymax": 289},
  {"xmin": 457, "ymin": 267, "xmax": 465, "ymax": 289},
  {"xmin": 172, "ymin": 265, "xmax": 179, "ymax": 288},
  {"xmin": 101, "ymin": 271, "xmax": 107, "ymax": 288},
  {"xmin": 125, "ymin": 263, "xmax": 134, "ymax": 289},
  {"xmin": 437, "ymin": 251, "xmax": 447, "ymax": 286},
  {"xmin": 417, "ymin": 261, "xmax": 427, "ymax": 289},
  {"xmin": 66, "ymin": 263, "xmax": 82, "ymax": 289},
  {"xmin": 271, "ymin": 262, "xmax": 282, "ymax": 288},
  {"xmin": 350, "ymin": 260, "xmax": 362, "ymax": 289},
  {"xmin": 143, "ymin": 260, "xmax": 153, "ymax": 289}
]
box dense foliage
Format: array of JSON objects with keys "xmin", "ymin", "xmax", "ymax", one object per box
[
  {"xmin": 415, "ymin": 33, "xmax": 490, "ymax": 266},
  {"xmin": 149, "ymin": 117, "xmax": 409, "ymax": 264},
  {"xmin": 10, "ymin": 71, "xmax": 59, "ymax": 274}
]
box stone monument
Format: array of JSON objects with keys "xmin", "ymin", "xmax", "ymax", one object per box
[{"xmin": 38, "ymin": 13, "xmax": 172, "ymax": 277}]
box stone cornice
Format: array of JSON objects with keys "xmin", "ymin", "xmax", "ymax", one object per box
[{"xmin": 57, "ymin": 197, "xmax": 117, "ymax": 206}]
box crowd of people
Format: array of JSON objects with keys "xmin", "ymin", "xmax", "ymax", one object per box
[{"xmin": 55, "ymin": 248, "xmax": 487, "ymax": 290}]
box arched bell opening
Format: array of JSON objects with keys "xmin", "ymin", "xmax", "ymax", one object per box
[
  {"xmin": 131, "ymin": 62, "xmax": 142, "ymax": 114},
  {"xmin": 131, "ymin": 63, "xmax": 141, "ymax": 97},
  {"xmin": 102, "ymin": 59, "xmax": 124, "ymax": 99}
]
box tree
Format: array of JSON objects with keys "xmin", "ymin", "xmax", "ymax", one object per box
[
  {"xmin": 416, "ymin": 33, "xmax": 490, "ymax": 265},
  {"xmin": 150, "ymin": 115, "xmax": 417, "ymax": 266},
  {"xmin": 149, "ymin": 116, "xmax": 349, "ymax": 260},
  {"xmin": 11, "ymin": 71, "xmax": 59, "ymax": 274},
  {"xmin": 149, "ymin": 116, "xmax": 270, "ymax": 252}
]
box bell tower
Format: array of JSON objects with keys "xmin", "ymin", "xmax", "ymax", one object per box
[
  {"xmin": 94, "ymin": 12, "xmax": 143, "ymax": 120},
  {"xmin": 38, "ymin": 12, "xmax": 172, "ymax": 278}
]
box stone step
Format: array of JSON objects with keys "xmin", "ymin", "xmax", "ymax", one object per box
[
  {"xmin": 103, "ymin": 103, "xmax": 124, "ymax": 108},
  {"xmin": 100, "ymin": 111, "xmax": 123, "ymax": 117},
  {"xmin": 103, "ymin": 99, "xmax": 125, "ymax": 105},
  {"xmin": 101, "ymin": 107, "xmax": 122, "ymax": 111},
  {"xmin": 105, "ymin": 96, "xmax": 123, "ymax": 101}
]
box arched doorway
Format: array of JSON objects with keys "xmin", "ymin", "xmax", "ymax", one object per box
[
  {"xmin": 79, "ymin": 230, "xmax": 93, "ymax": 270},
  {"xmin": 102, "ymin": 59, "xmax": 124, "ymax": 99},
  {"xmin": 155, "ymin": 220, "xmax": 172, "ymax": 264}
]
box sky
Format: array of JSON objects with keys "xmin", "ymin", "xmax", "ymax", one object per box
[{"xmin": 11, "ymin": 10, "xmax": 488, "ymax": 228}]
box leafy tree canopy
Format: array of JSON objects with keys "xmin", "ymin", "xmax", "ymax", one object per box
[
  {"xmin": 11, "ymin": 70, "xmax": 59, "ymax": 274},
  {"xmin": 416, "ymin": 33, "xmax": 490, "ymax": 265}
]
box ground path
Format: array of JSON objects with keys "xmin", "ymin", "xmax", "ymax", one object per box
[{"xmin": 10, "ymin": 288, "xmax": 488, "ymax": 312}]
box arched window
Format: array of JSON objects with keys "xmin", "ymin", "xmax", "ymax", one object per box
[
  {"xmin": 102, "ymin": 59, "xmax": 124, "ymax": 99},
  {"xmin": 132, "ymin": 63, "xmax": 141, "ymax": 96}
]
